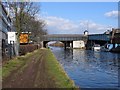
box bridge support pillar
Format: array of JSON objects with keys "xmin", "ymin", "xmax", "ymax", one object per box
[
  {"xmin": 63, "ymin": 41, "xmax": 73, "ymax": 50},
  {"xmin": 64, "ymin": 42, "xmax": 67, "ymax": 50},
  {"xmin": 70, "ymin": 41, "xmax": 73, "ymax": 48},
  {"xmin": 66, "ymin": 42, "xmax": 70, "ymax": 47},
  {"xmin": 41, "ymin": 41, "xmax": 43, "ymax": 48}
]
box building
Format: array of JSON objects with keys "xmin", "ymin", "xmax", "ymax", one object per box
[
  {"xmin": 0, "ymin": 2, "xmax": 12, "ymax": 60},
  {"xmin": 111, "ymin": 28, "xmax": 120, "ymax": 44},
  {"xmin": 73, "ymin": 41, "xmax": 85, "ymax": 49}
]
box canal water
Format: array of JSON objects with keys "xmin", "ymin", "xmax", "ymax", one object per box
[{"xmin": 50, "ymin": 46, "xmax": 120, "ymax": 89}]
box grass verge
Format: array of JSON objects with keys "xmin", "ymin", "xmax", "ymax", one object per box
[
  {"xmin": 45, "ymin": 49, "xmax": 78, "ymax": 89},
  {"xmin": 2, "ymin": 50, "xmax": 38, "ymax": 79}
]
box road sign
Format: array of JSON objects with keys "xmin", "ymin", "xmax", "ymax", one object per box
[{"xmin": 8, "ymin": 32, "xmax": 16, "ymax": 44}]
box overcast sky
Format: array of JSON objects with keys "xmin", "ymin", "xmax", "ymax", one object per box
[{"xmin": 37, "ymin": 2, "xmax": 118, "ymax": 34}]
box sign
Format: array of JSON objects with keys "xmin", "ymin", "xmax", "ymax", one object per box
[
  {"xmin": 8, "ymin": 32, "xmax": 16, "ymax": 44},
  {"xmin": 19, "ymin": 33, "xmax": 29, "ymax": 43}
]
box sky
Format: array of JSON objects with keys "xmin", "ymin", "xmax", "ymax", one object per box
[{"xmin": 37, "ymin": 2, "xmax": 118, "ymax": 34}]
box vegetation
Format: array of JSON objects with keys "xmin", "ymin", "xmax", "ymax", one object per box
[
  {"xmin": 49, "ymin": 41, "xmax": 64, "ymax": 47},
  {"xmin": 45, "ymin": 49, "xmax": 77, "ymax": 88},
  {"xmin": 19, "ymin": 44, "xmax": 39, "ymax": 55},
  {"xmin": 2, "ymin": 51, "xmax": 37, "ymax": 79}
]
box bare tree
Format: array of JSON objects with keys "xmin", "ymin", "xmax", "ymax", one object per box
[
  {"xmin": 20, "ymin": 13, "xmax": 47, "ymax": 42},
  {"xmin": 6, "ymin": 2, "xmax": 40, "ymax": 40},
  {"xmin": 2, "ymin": 2, "xmax": 47, "ymax": 54}
]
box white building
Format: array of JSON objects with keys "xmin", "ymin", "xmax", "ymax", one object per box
[{"xmin": 73, "ymin": 40, "xmax": 85, "ymax": 49}]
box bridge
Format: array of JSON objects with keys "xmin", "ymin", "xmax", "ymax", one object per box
[
  {"xmin": 40, "ymin": 34, "xmax": 88, "ymax": 41},
  {"xmin": 40, "ymin": 30, "xmax": 119, "ymax": 49},
  {"xmin": 88, "ymin": 34, "xmax": 111, "ymax": 41},
  {"xmin": 40, "ymin": 34, "xmax": 112, "ymax": 49},
  {"xmin": 40, "ymin": 34, "xmax": 88, "ymax": 49}
]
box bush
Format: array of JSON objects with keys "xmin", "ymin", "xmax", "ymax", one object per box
[{"xmin": 19, "ymin": 44, "xmax": 39, "ymax": 55}]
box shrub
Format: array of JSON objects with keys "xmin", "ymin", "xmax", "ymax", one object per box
[{"xmin": 19, "ymin": 44, "xmax": 39, "ymax": 55}]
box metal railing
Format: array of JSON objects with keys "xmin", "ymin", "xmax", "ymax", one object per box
[
  {"xmin": 40, "ymin": 35, "xmax": 88, "ymax": 41},
  {"xmin": 88, "ymin": 34, "xmax": 111, "ymax": 41}
]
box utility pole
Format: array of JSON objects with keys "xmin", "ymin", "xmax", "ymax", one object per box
[{"xmin": 86, "ymin": 20, "xmax": 89, "ymax": 32}]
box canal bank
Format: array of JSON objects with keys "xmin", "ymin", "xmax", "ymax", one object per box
[{"xmin": 2, "ymin": 48, "xmax": 77, "ymax": 89}]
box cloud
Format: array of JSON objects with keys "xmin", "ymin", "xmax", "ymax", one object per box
[
  {"xmin": 41, "ymin": 16, "xmax": 112, "ymax": 34},
  {"xmin": 79, "ymin": 20, "xmax": 109, "ymax": 34},
  {"xmin": 43, "ymin": 16, "xmax": 79, "ymax": 34},
  {"xmin": 104, "ymin": 10, "xmax": 118, "ymax": 18}
]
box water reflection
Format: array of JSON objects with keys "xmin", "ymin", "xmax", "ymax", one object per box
[
  {"xmin": 64, "ymin": 49, "xmax": 73, "ymax": 59},
  {"xmin": 50, "ymin": 46, "xmax": 120, "ymax": 88}
]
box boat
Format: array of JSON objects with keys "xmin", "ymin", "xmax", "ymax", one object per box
[
  {"xmin": 101, "ymin": 44, "xmax": 113, "ymax": 52},
  {"xmin": 110, "ymin": 46, "xmax": 120, "ymax": 53},
  {"xmin": 92, "ymin": 44, "xmax": 101, "ymax": 51}
]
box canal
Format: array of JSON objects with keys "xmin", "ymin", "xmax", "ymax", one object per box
[{"xmin": 50, "ymin": 46, "xmax": 120, "ymax": 89}]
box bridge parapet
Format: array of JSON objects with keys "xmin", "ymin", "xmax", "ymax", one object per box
[{"xmin": 40, "ymin": 34, "xmax": 88, "ymax": 41}]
